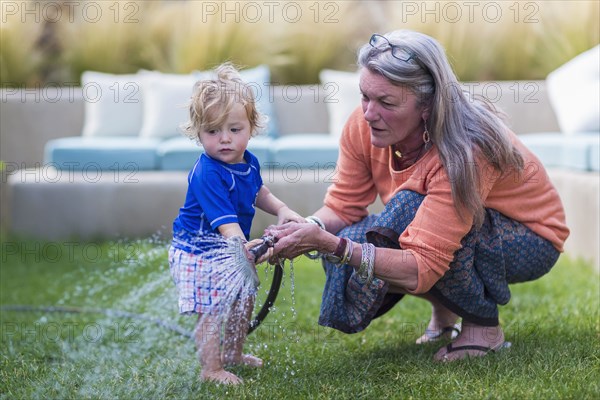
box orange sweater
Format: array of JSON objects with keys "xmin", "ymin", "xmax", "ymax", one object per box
[{"xmin": 324, "ymin": 108, "xmax": 570, "ymax": 294}]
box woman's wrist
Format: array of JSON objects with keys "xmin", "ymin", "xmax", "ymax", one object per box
[{"xmin": 323, "ymin": 236, "xmax": 355, "ymax": 265}]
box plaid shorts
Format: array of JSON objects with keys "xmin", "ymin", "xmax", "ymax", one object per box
[{"xmin": 168, "ymin": 245, "xmax": 226, "ymax": 315}]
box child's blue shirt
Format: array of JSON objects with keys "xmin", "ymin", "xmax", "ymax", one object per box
[{"xmin": 172, "ymin": 150, "xmax": 263, "ymax": 253}]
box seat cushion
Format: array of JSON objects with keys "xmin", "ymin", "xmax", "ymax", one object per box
[
  {"xmin": 44, "ymin": 137, "xmax": 161, "ymax": 170},
  {"xmin": 156, "ymin": 136, "xmax": 203, "ymax": 171},
  {"xmin": 80, "ymin": 71, "xmax": 144, "ymax": 137},
  {"xmin": 519, "ymin": 132, "xmax": 600, "ymax": 171},
  {"xmin": 547, "ymin": 45, "xmax": 599, "ymax": 134},
  {"xmin": 157, "ymin": 136, "xmax": 273, "ymax": 171},
  {"xmin": 269, "ymin": 134, "xmax": 339, "ymax": 168}
]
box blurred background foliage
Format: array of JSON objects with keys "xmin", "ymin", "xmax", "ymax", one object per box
[{"xmin": 1, "ymin": 0, "xmax": 598, "ymax": 86}]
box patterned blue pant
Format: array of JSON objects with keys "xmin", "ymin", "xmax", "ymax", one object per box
[{"xmin": 319, "ymin": 190, "xmax": 559, "ymax": 333}]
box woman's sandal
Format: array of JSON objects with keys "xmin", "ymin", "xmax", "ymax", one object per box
[
  {"xmin": 440, "ymin": 341, "xmax": 512, "ymax": 362},
  {"xmin": 416, "ymin": 323, "xmax": 461, "ymax": 344}
]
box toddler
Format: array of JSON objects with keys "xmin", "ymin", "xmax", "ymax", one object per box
[{"xmin": 169, "ymin": 63, "xmax": 302, "ymax": 385}]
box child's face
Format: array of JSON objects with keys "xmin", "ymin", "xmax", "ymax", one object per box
[{"xmin": 199, "ymin": 103, "xmax": 252, "ymax": 164}]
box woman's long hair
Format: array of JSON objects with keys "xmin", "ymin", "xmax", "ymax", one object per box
[{"xmin": 358, "ymin": 30, "xmax": 524, "ymax": 226}]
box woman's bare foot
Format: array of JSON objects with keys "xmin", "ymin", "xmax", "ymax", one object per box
[
  {"xmin": 434, "ymin": 321, "xmax": 507, "ymax": 362},
  {"xmin": 222, "ymin": 353, "xmax": 263, "ymax": 368},
  {"xmin": 200, "ymin": 369, "xmax": 243, "ymax": 385},
  {"xmin": 416, "ymin": 297, "xmax": 460, "ymax": 344}
]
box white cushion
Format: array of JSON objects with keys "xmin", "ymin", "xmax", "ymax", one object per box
[
  {"xmin": 81, "ymin": 71, "xmax": 143, "ymax": 137},
  {"xmin": 138, "ymin": 71, "xmax": 199, "ymax": 139},
  {"xmin": 319, "ymin": 69, "xmax": 361, "ymax": 138},
  {"xmin": 547, "ymin": 45, "xmax": 600, "ymax": 134}
]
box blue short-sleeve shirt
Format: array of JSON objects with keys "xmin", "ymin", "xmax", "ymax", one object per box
[{"xmin": 172, "ymin": 150, "xmax": 263, "ymax": 253}]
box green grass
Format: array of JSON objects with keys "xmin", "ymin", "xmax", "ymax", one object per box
[{"xmin": 1, "ymin": 237, "xmax": 599, "ymax": 399}]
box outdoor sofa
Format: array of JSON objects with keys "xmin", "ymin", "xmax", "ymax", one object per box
[{"xmin": 1, "ymin": 52, "xmax": 598, "ymax": 271}]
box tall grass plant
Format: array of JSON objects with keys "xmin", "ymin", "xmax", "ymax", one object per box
[{"xmin": 1, "ymin": 1, "xmax": 598, "ymax": 85}]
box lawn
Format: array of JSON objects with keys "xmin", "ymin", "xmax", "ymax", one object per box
[{"xmin": 1, "ymin": 237, "xmax": 598, "ymax": 399}]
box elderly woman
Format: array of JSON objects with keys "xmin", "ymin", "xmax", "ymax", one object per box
[{"xmin": 267, "ymin": 30, "xmax": 569, "ymax": 362}]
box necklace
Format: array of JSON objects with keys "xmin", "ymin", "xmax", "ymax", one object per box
[
  {"xmin": 393, "ymin": 142, "xmax": 430, "ymax": 169},
  {"xmin": 392, "ymin": 142, "xmax": 425, "ymax": 159}
]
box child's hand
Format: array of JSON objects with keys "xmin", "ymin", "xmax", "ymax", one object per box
[
  {"xmin": 245, "ymin": 238, "xmax": 273, "ymax": 264},
  {"xmin": 276, "ymin": 206, "xmax": 304, "ymax": 225}
]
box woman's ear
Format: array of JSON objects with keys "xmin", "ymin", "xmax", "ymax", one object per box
[{"xmin": 421, "ymin": 108, "xmax": 430, "ymax": 122}]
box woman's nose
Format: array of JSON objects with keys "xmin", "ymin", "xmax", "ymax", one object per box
[{"xmin": 363, "ymin": 102, "xmax": 379, "ymax": 122}]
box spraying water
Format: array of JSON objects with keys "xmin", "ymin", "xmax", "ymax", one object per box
[{"xmin": 2, "ymin": 234, "xmax": 300, "ymax": 393}]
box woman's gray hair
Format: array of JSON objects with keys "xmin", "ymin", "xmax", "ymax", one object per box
[{"xmin": 358, "ymin": 30, "xmax": 524, "ymax": 227}]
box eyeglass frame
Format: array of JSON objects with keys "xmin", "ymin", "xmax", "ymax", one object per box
[{"xmin": 369, "ymin": 33, "xmax": 418, "ymax": 63}]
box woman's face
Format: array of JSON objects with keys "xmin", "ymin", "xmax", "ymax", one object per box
[{"xmin": 359, "ymin": 68, "xmax": 426, "ymax": 149}]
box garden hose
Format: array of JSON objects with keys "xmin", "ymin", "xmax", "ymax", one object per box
[{"xmin": 248, "ymin": 262, "xmax": 283, "ymax": 334}]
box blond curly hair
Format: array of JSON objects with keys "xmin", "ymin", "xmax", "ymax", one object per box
[{"xmin": 181, "ymin": 63, "xmax": 267, "ymax": 144}]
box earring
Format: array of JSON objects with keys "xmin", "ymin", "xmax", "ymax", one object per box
[{"xmin": 422, "ymin": 124, "xmax": 430, "ymax": 144}]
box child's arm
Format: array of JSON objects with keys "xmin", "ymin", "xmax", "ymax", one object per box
[
  {"xmin": 218, "ymin": 223, "xmax": 246, "ymax": 239},
  {"xmin": 255, "ymin": 185, "xmax": 304, "ymax": 225},
  {"xmin": 218, "ymin": 223, "xmax": 271, "ymax": 263}
]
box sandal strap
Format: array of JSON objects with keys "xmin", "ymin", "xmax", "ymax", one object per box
[
  {"xmin": 441, "ymin": 325, "xmax": 461, "ymax": 336},
  {"xmin": 446, "ymin": 343, "xmax": 495, "ymax": 354}
]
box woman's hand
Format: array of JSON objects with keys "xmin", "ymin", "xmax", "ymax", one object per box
[{"xmin": 267, "ymin": 221, "xmax": 335, "ymax": 260}]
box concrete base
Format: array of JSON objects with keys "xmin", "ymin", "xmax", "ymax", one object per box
[
  {"xmin": 547, "ymin": 168, "xmax": 600, "ymax": 272},
  {"xmin": 5, "ymin": 167, "xmax": 342, "ymax": 241}
]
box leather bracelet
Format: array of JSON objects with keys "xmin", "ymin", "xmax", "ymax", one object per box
[
  {"xmin": 333, "ymin": 238, "xmax": 347, "ymax": 258},
  {"xmin": 324, "ymin": 237, "xmax": 349, "ymax": 266}
]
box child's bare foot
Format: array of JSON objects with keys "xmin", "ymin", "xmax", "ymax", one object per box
[
  {"xmin": 200, "ymin": 369, "xmax": 243, "ymax": 385},
  {"xmin": 223, "ymin": 353, "xmax": 263, "ymax": 368},
  {"xmin": 240, "ymin": 354, "xmax": 263, "ymax": 367}
]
